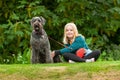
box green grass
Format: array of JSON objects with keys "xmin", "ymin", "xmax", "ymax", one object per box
[{"xmin": 0, "ymin": 61, "xmax": 120, "ymax": 80}]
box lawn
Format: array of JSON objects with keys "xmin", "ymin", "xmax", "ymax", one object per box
[{"xmin": 0, "ymin": 61, "xmax": 120, "ymax": 80}]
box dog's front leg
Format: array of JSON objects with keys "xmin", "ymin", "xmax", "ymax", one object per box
[
  {"xmin": 31, "ymin": 48, "xmax": 39, "ymax": 64},
  {"xmin": 45, "ymin": 49, "xmax": 53, "ymax": 63},
  {"xmin": 31, "ymin": 48, "xmax": 36, "ymax": 64}
]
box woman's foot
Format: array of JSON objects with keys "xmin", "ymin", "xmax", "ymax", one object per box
[
  {"xmin": 86, "ymin": 58, "xmax": 95, "ymax": 63},
  {"xmin": 69, "ymin": 60, "xmax": 75, "ymax": 63}
]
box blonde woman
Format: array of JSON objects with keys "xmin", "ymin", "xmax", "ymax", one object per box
[{"xmin": 51, "ymin": 22, "xmax": 100, "ymax": 63}]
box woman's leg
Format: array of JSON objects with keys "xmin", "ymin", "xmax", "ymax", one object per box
[
  {"xmin": 62, "ymin": 53, "xmax": 86, "ymax": 62},
  {"xmin": 84, "ymin": 50, "xmax": 101, "ymax": 61}
]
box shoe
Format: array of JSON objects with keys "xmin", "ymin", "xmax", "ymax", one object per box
[
  {"xmin": 69, "ymin": 60, "xmax": 75, "ymax": 63},
  {"xmin": 86, "ymin": 58, "xmax": 95, "ymax": 63},
  {"xmin": 91, "ymin": 58, "xmax": 95, "ymax": 62}
]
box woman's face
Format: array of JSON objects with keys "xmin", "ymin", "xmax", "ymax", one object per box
[{"xmin": 65, "ymin": 26, "xmax": 74, "ymax": 39}]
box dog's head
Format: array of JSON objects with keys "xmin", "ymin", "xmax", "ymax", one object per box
[{"xmin": 31, "ymin": 16, "xmax": 46, "ymax": 32}]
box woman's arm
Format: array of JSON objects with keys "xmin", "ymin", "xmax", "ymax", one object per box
[{"xmin": 60, "ymin": 36, "xmax": 86, "ymax": 54}]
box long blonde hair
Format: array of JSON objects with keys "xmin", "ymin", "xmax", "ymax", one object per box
[{"xmin": 63, "ymin": 22, "xmax": 83, "ymax": 44}]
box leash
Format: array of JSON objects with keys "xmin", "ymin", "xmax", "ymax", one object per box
[
  {"xmin": 48, "ymin": 36, "xmax": 66, "ymax": 47},
  {"xmin": 48, "ymin": 36, "xmax": 72, "ymax": 50}
]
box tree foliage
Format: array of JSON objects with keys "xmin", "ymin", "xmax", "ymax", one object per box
[{"xmin": 0, "ymin": 0, "xmax": 120, "ymax": 63}]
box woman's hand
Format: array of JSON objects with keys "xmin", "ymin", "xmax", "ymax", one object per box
[{"xmin": 51, "ymin": 51, "xmax": 55, "ymax": 58}]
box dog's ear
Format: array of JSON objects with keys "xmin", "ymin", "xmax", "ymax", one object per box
[
  {"xmin": 39, "ymin": 16, "xmax": 46, "ymax": 25},
  {"xmin": 30, "ymin": 17, "xmax": 35, "ymax": 26}
]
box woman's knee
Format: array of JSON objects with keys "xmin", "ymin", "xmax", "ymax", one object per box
[{"xmin": 93, "ymin": 50, "xmax": 101, "ymax": 55}]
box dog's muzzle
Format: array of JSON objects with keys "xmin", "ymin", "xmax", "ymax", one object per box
[
  {"xmin": 33, "ymin": 23, "xmax": 41, "ymax": 31},
  {"xmin": 34, "ymin": 25, "xmax": 39, "ymax": 31}
]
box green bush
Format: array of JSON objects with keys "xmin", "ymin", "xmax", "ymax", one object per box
[{"xmin": 0, "ymin": 0, "xmax": 120, "ymax": 63}]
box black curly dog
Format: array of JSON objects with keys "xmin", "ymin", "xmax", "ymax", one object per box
[{"xmin": 30, "ymin": 16, "xmax": 53, "ymax": 63}]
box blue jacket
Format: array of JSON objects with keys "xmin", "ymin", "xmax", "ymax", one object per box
[{"xmin": 60, "ymin": 36, "xmax": 90, "ymax": 54}]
